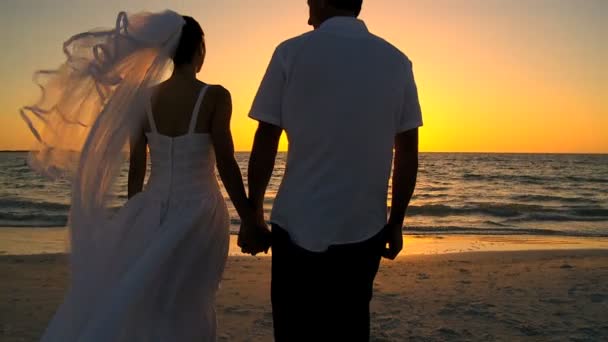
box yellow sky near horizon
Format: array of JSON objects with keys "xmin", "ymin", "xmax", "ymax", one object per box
[{"xmin": 0, "ymin": 0, "xmax": 606, "ymax": 153}]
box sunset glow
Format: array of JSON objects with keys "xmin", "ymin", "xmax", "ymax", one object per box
[{"xmin": 0, "ymin": 0, "xmax": 606, "ymax": 153}]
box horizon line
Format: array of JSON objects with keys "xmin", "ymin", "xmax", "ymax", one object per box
[{"xmin": 2, "ymin": 150, "xmax": 607, "ymax": 155}]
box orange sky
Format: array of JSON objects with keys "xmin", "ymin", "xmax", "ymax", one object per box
[{"xmin": 0, "ymin": 0, "xmax": 606, "ymax": 153}]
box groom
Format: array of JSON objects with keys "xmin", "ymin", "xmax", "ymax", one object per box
[{"xmin": 239, "ymin": 0, "xmax": 422, "ymax": 340}]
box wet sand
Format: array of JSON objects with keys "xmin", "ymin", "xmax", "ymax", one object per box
[{"xmin": 2, "ymin": 248, "xmax": 607, "ymax": 341}]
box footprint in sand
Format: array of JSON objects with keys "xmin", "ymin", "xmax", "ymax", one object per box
[
  {"xmin": 439, "ymin": 302, "xmax": 463, "ymax": 316},
  {"xmin": 539, "ymin": 298, "xmax": 574, "ymax": 305},
  {"xmin": 464, "ymin": 302, "xmax": 497, "ymax": 319},
  {"xmin": 375, "ymin": 316, "xmax": 401, "ymax": 330},
  {"xmin": 437, "ymin": 327, "xmax": 461, "ymax": 339},
  {"xmin": 253, "ymin": 318, "xmax": 272, "ymax": 328},
  {"xmin": 417, "ymin": 273, "xmax": 430, "ymax": 280},
  {"xmin": 448, "ymin": 260, "xmax": 472, "ymax": 264},
  {"xmin": 223, "ymin": 306, "xmax": 250, "ymax": 315},
  {"xmin": 589, "ymin": 293, "xmax": 606, "ymax": 303},
  {"xmin": 459, "ymin": 268, "xmax": 471, "ymax": 275},
  {"xmin": 218, "ymin": 333, "xmax": 231, "ymax": 341},
  {"xmin": 519, "ymin": 325, "xmax": 542, "ymax": 336}
]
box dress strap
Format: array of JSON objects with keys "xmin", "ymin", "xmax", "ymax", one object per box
[
  {"xmin": 188, "ymin": 85, "xmax": 209, "ymax": 134},
  {"xmin": 145, "ymin": 97, "xmax": 158, "ymax": 133}
]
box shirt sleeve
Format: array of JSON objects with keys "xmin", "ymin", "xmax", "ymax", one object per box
[
  {"xmin": 248, "ymin": 46, "xmax": 286, "ymax": 127},
  {"xmin": 396, "ymin": 59, "xmax": 423, "ymax": 133}
]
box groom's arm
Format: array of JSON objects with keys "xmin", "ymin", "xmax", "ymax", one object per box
[
  {"xmin": 240, "ymin": 44, "xmax": 284, "ymax": 254},
  {"xmin": 383, "ymin": 58, "xmax": 423, "ymax": 259},
  {"xmin": 388, "ymin": 128, "xmax": 418, "ymax": 227},
  {"xmin": 247, "ymin": 45, "xmax": 285, "ymax": 224},
  {"xmin": 384, "ymin": 128, "xmax": 419, "ymax": 259},
  {"xmin": 248, "ymin": 122, "xmax": 282, "ymax": 223},
  {"xmin": 237, "ymin": 122, "xmax": 280, "ymax": 255}
]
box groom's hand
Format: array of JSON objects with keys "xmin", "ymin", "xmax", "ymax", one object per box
[
  {"xmin": 382, "ymin": 223, "xmax": 403, "ymax": 260},
  {"xmin": 238, "ymin": 220, "xmax": 271, "ymax": 256}
]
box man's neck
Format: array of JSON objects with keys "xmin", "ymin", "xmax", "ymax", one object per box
[{"xmin": 316, "ymin": 13, "xmax": 357, "ymax": 29}]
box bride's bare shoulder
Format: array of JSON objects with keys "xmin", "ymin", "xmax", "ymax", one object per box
[{"xmin": 205, "ymin": 84, "xmax": 231, "ymax": 103}]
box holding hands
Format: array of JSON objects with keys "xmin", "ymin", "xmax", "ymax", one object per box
[{"xmin": 238, "ymin": 210, "xmax": 271, "ymax": 256}]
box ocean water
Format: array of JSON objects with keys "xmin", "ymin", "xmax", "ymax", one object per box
[{"xmin": 1, "ymin": 152, "xmax": 607, "ymax": 237}]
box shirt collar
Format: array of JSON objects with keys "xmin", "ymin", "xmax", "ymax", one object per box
[{"xmin": 318, "ymin": 16, "xmax": 368, "ymax": 36}]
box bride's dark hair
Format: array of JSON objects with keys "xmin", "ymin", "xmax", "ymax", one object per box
[{"xmin": 173, "ymin": 16, "xmax": 204, "ymax": 66}]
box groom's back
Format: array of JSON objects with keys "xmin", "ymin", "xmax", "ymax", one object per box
[
  {"xmin": 250, "ymin": 17, "xmax": 422, "ymax": 252},
  {"xmin": 281, "ymin": 22, "xmax": 409, "ymax": 161}
]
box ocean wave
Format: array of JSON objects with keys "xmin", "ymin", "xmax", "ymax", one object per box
[
  {"xmin": 462, "ymin": 173, "xmax": 546, "ymax": 185},
  {"xmin": 414, "ymin": 193, "xmax": 448, "ymax": 200},
  {"xmin": 404, "ymin": 226, "xmax": 608, "ymax": 237},
  {"xmin": 509, "ymin": 194, "xmax": 598, "ymax": 204},
  {"xmin": 423, "ymin": 187, "xmax": 451, "ymax": 192},
  {"xmin": 463, "ymin": 173, "xmax": 608, "ymax": 186},
  {"xmin": 505, "ymin": 213, "xmax": 608, "ymax": 223},
  {"xmin": 565, "ymin": 176, "xmax": 608, "ymax": 184},
  {"xmin": 223, "ymin": 225, "xmax": 608, "ymax": 238},
  {"xmin": 403, "ymin": 203, "xmax": 608, "ymax": 220},
  {"xmin": 3, "ymin": 216, "xmax": 607, "ymax": 238},
  {"xmin": 14, "ymin": 183, "xmax": 47, "ymax": 189},
  {"xmin": 2, "ymin": 200, "xmax": 606, "ymax": 228},
  {"xmin": 2, "ymin": 152, "xmax": 607, "ymax": 237},
  {"xmin": 0, "ymin": 212, "xmax": 67, "ymax": 227},
  {"xmin": 405, "ymin": 203, "xmax": 545, "ymax": 218},
  {"xmin": 0, "ymin": 198, "xmax": 70, "ymax": 211},
  {"xmin": 571, "ymin": 208, "xmax": 608, "ymax": 217}
]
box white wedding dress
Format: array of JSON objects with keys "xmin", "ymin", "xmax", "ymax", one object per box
[{"xmin": 41, "ymin": 85, "xmax": 230, "ymax": 341}]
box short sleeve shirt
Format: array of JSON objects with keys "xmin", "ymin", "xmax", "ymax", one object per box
[{"xmin": 249, "ymin": 17, "xmax": 423, "ymax": 252}]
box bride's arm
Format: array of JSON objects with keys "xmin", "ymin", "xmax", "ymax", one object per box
[
  {"xmin": 211, "ymin": 86, "xmax": 255, "ymax": 223},
  {"xmin": 128, "ymin": 128, "xmax": 147, "ymax": 199}
]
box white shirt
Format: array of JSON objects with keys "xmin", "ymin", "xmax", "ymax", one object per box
[{"xmin": 249, "ymin": 17, "xmax": 423, "ymax": 252}]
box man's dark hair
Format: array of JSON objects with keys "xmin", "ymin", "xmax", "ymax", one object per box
[
  {"xmin": 173, "ymin": 16, "xmax": 204, "ymax": 66},
  {"xmin": 327, "ymin": 0, "xmax": 363, "ymax": 16}
]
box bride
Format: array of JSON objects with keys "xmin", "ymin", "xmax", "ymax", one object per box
[{"xmin": 21, "ymin": 10, "xmax": 270, "ymax": 341}]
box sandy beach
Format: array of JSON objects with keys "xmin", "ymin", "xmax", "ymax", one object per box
[{"xmin": 1, "ymin": 235, "xmax": 608, "ymax": 341}]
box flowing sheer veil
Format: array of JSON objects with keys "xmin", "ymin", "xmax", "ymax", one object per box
[{"xmin": 19, "ymin": 7, "xmax": 185, "ymax": 296}]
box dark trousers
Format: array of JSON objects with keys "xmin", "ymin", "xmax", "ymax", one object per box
[{"xmin": 271, "ymin": 225, "xmax": 384, "ymax": 342}]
